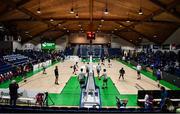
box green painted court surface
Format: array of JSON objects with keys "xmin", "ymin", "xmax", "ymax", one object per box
[
  {"xmin": 48, "ymin": 77, "xmax": 81, "ymax": 106},
  {"xmin": 48, "ymin": 76, "xmax": 137, "ymax": 107}
]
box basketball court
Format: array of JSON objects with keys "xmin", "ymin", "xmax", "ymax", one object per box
[{"xmin": 0, "ymin": 57, "xmax": 176, "ymax": 108}]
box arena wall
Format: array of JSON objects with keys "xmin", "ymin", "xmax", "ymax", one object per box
[
  {"xmin": 13, "ymin": 35, "xmax": 68, "ymax": 51},
  {"xmin": 69, "ymin": 33, "xmax": 111, "ymax": 44},
  {"xmin": 110, "ymin": 34, "xmax": 135, "ymax": 50},
  {"xmin": 55, "ymin": 35, "xmax": 68, "ymax": 51}
]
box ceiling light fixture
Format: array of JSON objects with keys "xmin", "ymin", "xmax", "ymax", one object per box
[
  {"xmin": 37, "ymin": 0, "xmax": 41, "ymax": 14},
  {"xmin": 75, "ymin": 13, "xmax": 79, "ymax": 18},
  {"xmin": 138, "ymin": 0, "xmax": 143, "ymax": 15},
  {"xmin": 50, "ymin": 18, "xmax": 54, "ymax": 22},
  {"xmin": 99, "ymin": 24, "xmax": 102, "ymax": 27},
  {"xmin": 70, "ymin": 0, "xmax": 74, "ymax": 14},
  {"xmin": 70, "ymin": 8, "xmax": 75, "ymax": 14},
  {"xmin": 138, "ymin": 8, "xmax": 143, "ymax": 15},
  {"xmin": 126, "ymin": 12, "xmax": 130, "ymax": 23},
  {"xmin": 101, "ymin": 19, "xmax": 104, "ymax": 22},
  {"xmin": 104, "ymin": 0, "xmax": 109, "ymax": 15},
  {"xmin": 104, "ymin": 8, "xmax": 109, "ymax": 15},
  {"xmin": 37, "ymin": 7, "xmax": 41, "ymax": 14},
  {"xmin": 126, "ymin": 13, "xmax": 130, "ymax": 23},
  {"xmin": 153, "ymin": 35, "xmax": 157, "ymax": 38}
]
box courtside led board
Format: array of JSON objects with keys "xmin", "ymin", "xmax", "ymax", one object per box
[{"xmin": 41, "ymin": 42, "xmax": 56, "ymax": 49}]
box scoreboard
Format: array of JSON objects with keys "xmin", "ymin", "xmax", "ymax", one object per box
[{"xmin": 87, "ymin": 31, "xmax": 95, "ymax": 40}]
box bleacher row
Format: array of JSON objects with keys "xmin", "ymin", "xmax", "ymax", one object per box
[
  {"xmin": 0, "ymin": 49, "xmax": 58, "ymax": 84},
  {"xmin": 76, "ymin": 45, "xmax": 121, "ymax": 58},
  {"xmin": 0, "ymin": 54, "xmax": 30, "ymax": 83}
]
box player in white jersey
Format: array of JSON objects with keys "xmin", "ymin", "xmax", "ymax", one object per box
[
  {"xmin": 78, "ymin": 68, "xmax": 86, "ymax": 87},
  {"xmin": 136, "ymin": 64, "xmax": 142, "ymax": 80},
  {"xmin": 96, "ymin": 63, "xmax": 101, "ymax": 80}
]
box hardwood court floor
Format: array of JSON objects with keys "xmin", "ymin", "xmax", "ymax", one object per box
[{"xmin": 1, "ymin": 58, "xmax": 178, "ymax": 107}]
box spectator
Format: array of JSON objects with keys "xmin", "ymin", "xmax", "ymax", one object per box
[
  {"xmin": 144, "ymin": 92, "xmax": 154, "ymax": 110},
  {"xmin": 9, "ymin": 80, "xmax": 19, "ymax": 106},
  {"xmin": 116, "ymin": 96, "xmax": 128, "ymax": 108},
  {"xmin": 156, "ymin": 69, "xmax": 162, "ymax": 87},
  {"xmin": 161, "ymin": 98, "xmax": 175, "ymax": 112},
  {"xmin": 160, "ymin": 86, "xmax": 168, "ymax": 109},
  {"xmin": 136, "ymin": 64, "xmax": 142, "ymax": 80}
]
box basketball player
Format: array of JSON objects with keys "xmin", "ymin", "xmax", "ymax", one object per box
[
  {"xmin": 119, "ymin": 67, "xmax": 125, "ymax": 80},
  {"xmin": 86, "ymin": 62, "xmax": 90, "ymax": 74},
  {"xmin": 96, "ymin": 63, "xmax": 101, "ymax": 80},
  {"xmin": 73, "ymin": 62, "xmax": 78, "ymax": 75},
  {"xmin": 100, "ymin": 69, "xmax": 108, "ymax": 89},
  {"xmin": 108, "ymin": 58, "xmax": 112, "ymax": 68},
  {"xmin": 23, "ymin": 64, "xmax": 28, "ymax": 82},
  {"xmin": 101, "ymin": 56, "xmax": 105, "ymax": 66},
  {"xmin": 136, "ymin": 64, "xmax": 142, "ymax": 80},
  {"xmin": 42, "ymin": 62, "xmax": 46, "ymax": 74},
  {"xmin": 54, "ymin": 66, "xmax": 59, "ymax": 85},
  {"xmin": 156, "ymin": 68, "xmax": 162, "ymax": 87},
  {"xmin": 78, "ymin": 68, "xmax": 86, "ymax": 87}
]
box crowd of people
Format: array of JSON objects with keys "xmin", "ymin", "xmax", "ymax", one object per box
[
  {"xmin": 0, "ymin": 49, "xmax": 66, "ymax": 84},
  {"xmin": 124, "ymin": 49, "xmax": 180, "ymax": 77}
]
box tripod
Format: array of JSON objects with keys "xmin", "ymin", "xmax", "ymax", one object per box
[{"xmin": 43, "ymin": 92, "xmax": 55, "ymax": 106}]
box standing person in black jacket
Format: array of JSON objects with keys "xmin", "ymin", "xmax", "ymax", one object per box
[
  {"xmin": 119, "ymin": 67, "xmax": 125, "ymax": 80},
  {"xmin": 9, "ymin": 80, "xmax": 19, "ymax": 106},
  {"xmin": 54, "ymin": 66, "xmax": 59, "ymax": 85}
]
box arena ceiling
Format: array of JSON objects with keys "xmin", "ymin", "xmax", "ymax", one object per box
[{"xmin": 0, "ymin": 0, "xmax": 179, "ymax": 45}]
